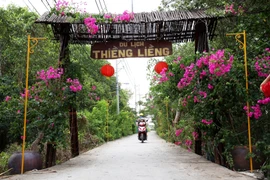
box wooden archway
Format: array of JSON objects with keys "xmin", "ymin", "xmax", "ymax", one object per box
[{"xmin": 35, "ymin": 9, "xmax": 220, "ymax": 165}]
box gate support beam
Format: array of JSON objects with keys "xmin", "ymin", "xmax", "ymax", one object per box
[
  {"xmin": 58, "ymin": 24, "xmax": 79, "ymax": 158},
  {"xmin": 194, "ymin": 21, "xmax": 210, "ymax": 156}
]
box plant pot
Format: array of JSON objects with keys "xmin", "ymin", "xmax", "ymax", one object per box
[
  {"xmin": 8, "ymin": 151, "xmax": 43, "ymax": 174},
  {"xmin": 231, "ymin": 146, "xmax": 265, "ymax": 171}
]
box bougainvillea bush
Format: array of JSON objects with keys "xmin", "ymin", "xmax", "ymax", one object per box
[
  {"xmin": 148, "ymin": 47, "xmax": 270, "ymax": 168},
  {"xmin": 50, "ymin": 0, "xmax": 134, "ymax": 35},
  {"xmin": 4, "ymin": 66, "xmax": 83, "ymax": 150}
]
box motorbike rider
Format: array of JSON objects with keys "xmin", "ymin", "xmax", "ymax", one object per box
[{"xmin": 137, "ymin": 119, "xmax": 147, "ymax": 139}]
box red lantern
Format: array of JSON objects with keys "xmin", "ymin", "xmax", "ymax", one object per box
[
  {"xmin": 262, "ymin": 81, "xmax": 270, "ymax": 97},
  {"xmin": 100, "ymin": 64, "xmax": 115, "ymax": 77},
  {"xmin": 154, "ymin": 61, "xmax": 168, "ymax": 74}
]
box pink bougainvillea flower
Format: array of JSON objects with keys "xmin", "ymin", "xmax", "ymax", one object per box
[
  {"xmin": 177, "ymin": 63, "xmax": 196, "ymax": 89},
  {"xmin": 67, "ymin": 78, "xmax": 83, "ymax": 92},
  {"xmin": 92, "ymin": 85, "xmax": 97, "ymax": 90},
  {"xmin": 104, "ymin": 14, "xmax": 111, "ymax": 19},
  {"xmin": 199, "ymin": 91, "xmax": 207, "ymax": 98},
  {"xmin": 244, "ymin": 104, "xmax": 262, "ymax": 119},
  {"xmin": 185, "ymin": 139, "xmax": 192, "ymax": 146},
  {"xmin": 257, "ymin": 97, "xmax": 270, "ymax": 105},
  {"xmin": 182, "ymin": 98, "xmax": 187, "ymax": 107},
  {"xmin": 201, "ymin": 119, "xmax": 213, "ymax": 125},
  {"xmin": 5, "ymin": 96, "xmax": 11, "ymax": 102},
  {"xmin": 175, "ymin": 141, "xmax": 182, "ymax": 145},
  {"xmin": 208, "ymin": 84, "xmax": 214, "ymax": 89},
  {"xmin": 175, "ymin": 128, "xmax": 183, "ymax": 136},
  {"xmin": 192, "ymin": 132, "xmax": 199, "ymax": 140},
  {"xmin": 194, "ymin": 96, "xmax": 200, "ymax": 103}
]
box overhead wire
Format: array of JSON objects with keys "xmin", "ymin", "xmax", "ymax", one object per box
[
  {"xmin": 102, "ymin": 0, "xmax": 108, "ymax": 12},
  {"xmin": 121, "ymin": 60, "xmax": 135, "ymax": 87},
  {"xmin": 45, "ymin": 0, "xmax": 52, "ymax": 9},
  {"xmin": 41, "ymin": 0, "xmax": 50, "ymax": 11},
  {"xmin": 71, "ymin": 33, "xmax": 108, "ymax": 83},
  {"xmin": 26, "ymin": 0, "xmax": 41, "ymax": 15},
  {"xmin": 98, "ymin": 0, "xmax": 105, "ymax": 13},
  {"xmin": 22, "ymin": 0, "xmax": 33, "ymax": 12},
  {"xmin": 94, "ymin": 0, "xmax": 101, "ymax": 13}
]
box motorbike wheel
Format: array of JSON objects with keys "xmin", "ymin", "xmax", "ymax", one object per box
[{"xmin": 140, "ymin": 134, "xmax": 144, "ymax": 143}]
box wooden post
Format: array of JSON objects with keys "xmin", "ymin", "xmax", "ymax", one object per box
[
  {"xmin": 57, "ymin": 24, "xmax": 80, "ymax": 158},
  {"xmin": 69, "ymin": 106, "xmax": 79, "ymax": 157},
  {"xmin": 194, "ymin": 21, "xmax": 210, "ymax": 156},
  {"xmin": 45, "ymin": 143, "xmax": 56, "ymax": 168}
]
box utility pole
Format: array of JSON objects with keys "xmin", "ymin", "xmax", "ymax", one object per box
[
  {"xmin": 134, "ymin": 84, "xmax": 137, "ymax": 114},
  {"xmin": 134, "ymin": 85, "xmax": 140, "ymax": 115},
  {"xmin": 116, "ymin": 59, "xmax": 120, "ymax": 114},
  {"xmin": 131, "ymin": 0, "xmax": 133, "ymax": 12}
]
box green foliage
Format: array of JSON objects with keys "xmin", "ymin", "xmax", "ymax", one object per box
[
  {"xmin": 80, "ymin": 100, "xmax": 136, "ymax": 143},
  {"xmin": 0, "ymin": 143, "xmax": 21, "ymax": 173},
  {"xmin": 149, "ymin": 0, "xmax": 270, "ymax": 172},
  {"xmin": 0, "ymin": 151, "xmax": 9, "ymax": 173}
]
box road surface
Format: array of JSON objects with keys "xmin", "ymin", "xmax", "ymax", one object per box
[{"xmin": 4, "ymin": 131, "xmax": 254, "ymax": 180}]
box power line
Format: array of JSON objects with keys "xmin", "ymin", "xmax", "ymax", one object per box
[
  {"xmin": 121, "ymin": 60, "xmax": 135, "ymax": 87},
  {"xmin": 41, "ymin": 0, "xmax": 49, "ymax": 11},
  {"xmin": 45, "ymin": 0, "xmax": 52, "ymax": 9},
  {"xmin": 26, "ymin": 0, "xmax": 41, "ymax": 15},
  {"xmin": 27, "ymin": 0, "xmax": 41, "ymax": 15},
  {"xmin": 94, "ymin": 0, "xmax": 101, "ymax": 13},
  {"xmin": 98, "ymin": 0, "xmax": 105, "ymax": 13},
  {"xmin": 22, "ymin": 0, "xmax": 32, "ymax": 12},
  {"xmin": 102, "ymin": 0, "xmax": 108, "ymax": 12}
]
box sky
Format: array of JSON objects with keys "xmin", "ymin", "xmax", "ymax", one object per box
[{"xmin": 0, "ymin": 0, "xmax": 163, "ymax": 112}]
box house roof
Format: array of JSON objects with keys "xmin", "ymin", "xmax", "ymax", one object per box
[{"xmin": 35, "ymin": 10, "xmax": 220, "ymax": 45}]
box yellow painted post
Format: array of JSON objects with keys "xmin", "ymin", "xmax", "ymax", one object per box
[
  {"xmin": 226, "ymin": 30, "xmax": 253, "ymax": 172},
  {"xmin": 106, "ymin": 101, "xmax": 109, "ymax": 142},
  {"xmin": 21, "ymin": 35, "xmax": 46, "ymax": 174}
]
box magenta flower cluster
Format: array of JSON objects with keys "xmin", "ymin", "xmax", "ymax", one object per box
[
  {"xmin": 66, "ymin": 78, "xmax": 82, "ymax": 92},
  {"xmin": 243, "ymin": 97, "xmax": 270, "ymax": 120},
  {"xmin": 157, "ymin": 68, "xmax": 174, "ymax": 83},
  {"xmin": 208, "ymin": 50, "xmax": 234, "ymax": 76},
  {"xmin": 254, "ymin": 48, "xmax": 270, "ymax": 77},
  {"xmin": 175, "ymin": 128, "xmax": 183, "ymax": 136},
  {"xmin": 177, "ymin": 63, "xmax": 196, "ymax": 89},
  {"xmin": 225, "ymin": 4, "xmax": 244, "ymax": 15},
  {"xmin": 177, "ymin": 50, "xmax": 233, "ymax": 89},
  {"xmin": 113, "ymin": 10, "xmax": 134, "ymax": 22},
  {"xmin": 54, "ymin": 0, "xmax": 86, "ymax": 16},
  {"xmin": 88, "ymin": 85, "xmax": 100, "ymax": 101},
  {"xmin": 37, "ymin": 66, "xmax": 82, "ymax": 93},
  {"xmin": 55, "ymin": 0, "xmax": 69, "ymax": 16},
  {"xmin": 37, "ymin": 66, "xmax": 64, "ymax": 82},
  {"xmin": 84, "ymin": 11, "xmax": 134, "ymax": 35},
  {"xmin": 242, "ymin": 48, "xmax": 270, "ymax": 120},
  {"xmin": 4, "ymin": 96, "xmax": 11, "ymax": 102},
  {"xmin": 201, "ymin": 119, "xmax": 213, "ymax": 125},
  {"xmin": 84, "ymin": 17, "xmax": 99, "ymax": 35}
]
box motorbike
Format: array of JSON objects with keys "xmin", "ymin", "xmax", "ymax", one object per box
[{"xmin": 138, "ymin": 121, "xmax": 147, "ymax": 143}]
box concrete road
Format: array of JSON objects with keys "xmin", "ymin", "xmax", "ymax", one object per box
[{"xmin": 5, "ymin": 131, "xmax": 254, "ymax": 180}]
